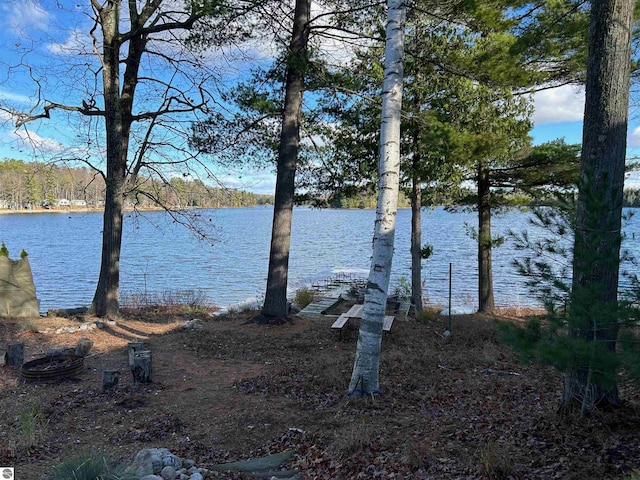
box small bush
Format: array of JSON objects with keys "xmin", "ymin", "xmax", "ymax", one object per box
[
  {"xmin": 18, "ymin": 320, "xmax": 40, "ymax": 334},
  {"xmin": 415, "ymin": 305, "xmax": 443, "ymax": 322},
  {"xmin": 121, "ymin": 289, "xmax": 212, "ymax": 315},
  {"xmin": 293, "ymin": 288, "xmax": 316, "ymax": 309},
  {"xmin": 477, "ymin": 440, "xmax": 512, "ymax": 480},
  {"xmin": 7, "ymin": 406, "xmax": 45, "ymax": 457},
  {"xmin": 47, "ymin": 449, "xmax": 124, "ymax": 480}
]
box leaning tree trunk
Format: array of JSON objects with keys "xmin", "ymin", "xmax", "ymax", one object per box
[
  {"xmin": 348, "ymin": 0, "xmax": 406, "ymax": 397},
  {"xmin": 477, "ymin": 161, "xmax": 495, "ymax": 313},
  {"xmin": 261, "ymin": 0, "xmax": 310, "ymax": 320},
  {"xmin": 410, "ymin": 163, "xmax": 423, "ymax": 314},
  {"xmin": 564, "ymin": 0, "xmax": 633, "ymax": 414}
]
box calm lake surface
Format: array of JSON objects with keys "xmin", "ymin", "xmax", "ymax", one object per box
[{"xmin": 1, "ymin": 206, "xmax": 639, "ymax": 313}]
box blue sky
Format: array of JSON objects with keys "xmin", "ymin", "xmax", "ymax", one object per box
[{"xmin": 2, "ymin": 1, "xmax": 640, "ymax": 194}]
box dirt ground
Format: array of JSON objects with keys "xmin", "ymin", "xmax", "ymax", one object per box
[{"xmin": 1, "ymin": 307, "xmax": 640, "ymax": 479}]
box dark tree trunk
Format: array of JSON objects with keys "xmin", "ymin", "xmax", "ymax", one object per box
[
  {"xmin": 92, "ymin": 171, "xmax": 125, "ymax": 317},
  {"xmin": 90, "ymin": 1, "xmax": 142, "ymax": 317},
  {"xmin": 410, "ymin": 164, "xmax": 423, "ymax": 314},
  {"xmin": 261, "ymin": 0, "xmax": 310, "ymax": 320},
  {"xmin": 564, "ymin": 0, "xmax": 633, "ymax": 414},
  {"xmin": 477, "ymin": 162, "xmax": 495, "ymax": 313}
]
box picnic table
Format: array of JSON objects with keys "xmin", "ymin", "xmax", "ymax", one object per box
[{"xmin": 331, "ymin": 304, "xmax": 394, "ymax": 339}]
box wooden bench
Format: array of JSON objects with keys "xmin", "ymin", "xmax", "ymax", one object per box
[
  {"xmin": 331, "ymin": 308, "xmax": 394, "ymax": 339},
  {"xmin": 331, "ymin": 313, "xmax": 350, "ymax": 330}
]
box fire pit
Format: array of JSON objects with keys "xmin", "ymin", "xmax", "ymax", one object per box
[{"xmin": 21, "ymin": 354, "xmax": 84, "ymax": 380}]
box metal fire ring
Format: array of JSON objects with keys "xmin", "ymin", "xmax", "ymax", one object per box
[{"xmin": 21, "ymin": 354, "xmax": 84, "ymax": 380}]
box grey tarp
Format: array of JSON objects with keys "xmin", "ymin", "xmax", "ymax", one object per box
[{"xmin": 0, "ymin": 256, "xmax": 39, "ymax": 317}]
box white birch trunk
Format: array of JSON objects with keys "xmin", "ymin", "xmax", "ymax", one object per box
[{"xmin": 348, "ymin": 0, "xmax": 406, "ymax": 397}]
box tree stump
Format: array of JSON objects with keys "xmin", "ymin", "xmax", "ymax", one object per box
[
  {"xmin": 76, "ymin": 337, "xmax": 94, "ymax": 357},
  {"xmin": 7, "ymin": 342, "xmax": 24, "ymax": 366},
  {"xmin": 131, "ymin": 350, "xmax": 152, "ymax": 383},
  {"xmin": 102, "ymin": 370, "xmax": 120, "ymax": 390},
  {"xmin": 127, "ymin": 342, "xmax": 145, "ymax": 368}
]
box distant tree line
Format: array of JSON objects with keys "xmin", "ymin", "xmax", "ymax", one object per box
[{"xmin": 0, "ymin": 159, "xmax": 273, "ymax": 210}]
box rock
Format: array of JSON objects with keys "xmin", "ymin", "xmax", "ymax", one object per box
[
  {"xmin": 189, "ymin": 473, "xmax": 203, "ymax": 480},
  {"xmin": 186, "ymin": 466, "xmax": 198, "ymax": 474},
  {"xmin": 55, "ymin": 326, "xmax": 77, "ymax": 334},
  {"xmin": 160, "ymin": 465, "xmax": 177, "ymax": 480},
  {"xmin": 139, "ymin": 476, "xmax": 163, "ymax": 480},
  {"xmin": 182, "ymin": 459, "xmax": 196, "ymax": 469},
  {"xmin": 181, "ymin": 319, "xmax": 203, "ymax": 330},
  {"xmin": 124, "ymin": 449, "xmax": 154, "ymax": 478},
  {"xmin": 75, "ymin": 337, "xmax": 94, "ymax": 356},
  {"xmin": 151, "ymin": 454, "xmax": 163, "ymax": 473},
  {"xmin": 162, "ymin": 453, "xmax": 182, "ymax": 469}
]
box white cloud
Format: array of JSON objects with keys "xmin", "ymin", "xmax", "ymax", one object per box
[
  {"xmin": 220, "ymin": 170, "xmax": 276, "ymax": 195},
  {"xmin": 46, "ymin": 28, "xmax": 93, "ymax": 56},
  {"xmin": 1, "ymin": 0, "xmax": 49, "ymax": 37},
  {"xmin": 0, "ymin": 88, "xmax": 33, "ymax": 105},
  {"xmin": 533, "ymin": 85, "xmax": 585, "ymax": 125},
  {"xmin": 628, "ymin": 126, "xmax": 640, "ymax": 148},
  {"xmin": 9, "ymin": 128, "xmax": 65, "ymax": 154}
]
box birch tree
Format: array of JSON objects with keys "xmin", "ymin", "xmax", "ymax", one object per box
[{"xmin": 348, "ymin": 0, "xmax": 406, "ymax": 397}]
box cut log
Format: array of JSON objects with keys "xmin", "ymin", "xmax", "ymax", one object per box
[
  {"xmin": 7, "ymin": 342, "xmax": 24, "ymax": 366},
  {"xmin": 76, "ymin": 337, "xmax": 94, "ymax": 357},
  {"xmin": 102, "ymin": 370, "xmax": 120, "ymax": 390},
  {"xmin": 131, "ymin": 350, "xmax": 152, "ymax": 383},
  {"xmin": 127, "ymin": 342, "xmax": 145, "ymax": 368}
]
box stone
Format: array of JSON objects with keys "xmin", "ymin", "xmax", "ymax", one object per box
[
  {"xmin": 162, "ymin": 453, "xmax": 182, "ymax": 469},
  {"xmin": 186, "ymin": 466, "xmax": 198, "ymax": 474},
  {"xmin": 181, "ymin": 319, "xmax": 203, "ymax": 330},
  {"xmin": 160, "ymin": 465, "xmax": 177, "ymax": 480},
  {"xmin": 75, "ymin": 337, "xmax": 94, "ymax": 356},
  {"xmin": 182, "ymin": 459, "xmax": 196, "ymax": 469},
  {"xmin": 189, "ymin": 473, "xmax": 203, "ymax": 480},
  {"xmin": 139, "ymin": 476, "xmax": 163, "ymax": 480},
  {"xmin": 151, "ymin": 454, "xmax": 163, "ymax": 473},
  {"xmin": 124, "ymin": 449, "xmax": 154, "ymax": 478}
]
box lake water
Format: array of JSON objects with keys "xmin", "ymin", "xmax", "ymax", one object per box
[{"xmin": 1, "ymin": 206, "xmax": 639, "ymax": 313}]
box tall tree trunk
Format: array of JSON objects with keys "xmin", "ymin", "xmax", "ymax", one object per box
[
  {"xmin": 261, "ymin": 0, "xmax": 310, "ymax": 320},
  {"xmin": 564, "ymin": 0, "xmax": 633, "ymax": 413},
  {"xmin": 90, "ymin": 0, "xmax": 139, "ymax": 317},
  {"xmin": 410, "ymin": 165, "xmax": 423, "ymax": 314},
  {"xmin": 91, "ymin": 0, "xmax": 124, "ymax": 317},
  {"xmin": 348, "ymin": 0, "xmax": 406, "ymax": 397},
  {"xmin": 477, "ymin": 161, "xmax": 495, "ymax": 313}
]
